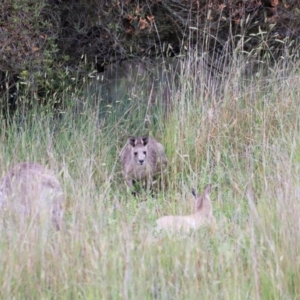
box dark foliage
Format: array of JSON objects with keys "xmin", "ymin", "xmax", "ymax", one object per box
[{"xmin": 0, "ymin": 0, "xmax": 299, "ymax": 116}]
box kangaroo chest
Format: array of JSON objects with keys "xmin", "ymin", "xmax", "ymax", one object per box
[{"xmin": 129, "ymin": 163, "xmax": 152, "ymax": 180}]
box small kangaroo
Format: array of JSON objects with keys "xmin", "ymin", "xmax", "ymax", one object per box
[
  {"xmin": 119, "ymin": 135, "xmax": 167, "ymax": 192},
  {"xmin": 156, "ymin": 184, "xmax": 215, "ymax": 232},
  {"xmin": 0, "ymin": 162, "xmax": 64, "ymax": 230}
]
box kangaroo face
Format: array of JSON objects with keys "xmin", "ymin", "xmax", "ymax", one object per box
[
  {"xmin": 129, "ymin": 136, "xmax": 149, "ymax": 166},
  {"xmin": 133, "ymin": 146, "xmax": 147, "ymax": 165},
  {"xmin": 192, "ymin": 184, "xmax": 212, "ymax": 212}
]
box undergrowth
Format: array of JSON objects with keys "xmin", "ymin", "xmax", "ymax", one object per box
[{"xmin": 0, "ymin": 57, "xmax": 299, "ymax": 299}]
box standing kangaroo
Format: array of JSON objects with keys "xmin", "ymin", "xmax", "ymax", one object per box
[
  {"xmin": 0, "ymin": 162, "xmax": 64, "ymax": 230},
  {"xmin": 119, "ymin": 135, "xmax": 167, "ymax": 192},
  {"xmin": 156, "ymin": 184, "xmax": 215, "ymax": 232}
]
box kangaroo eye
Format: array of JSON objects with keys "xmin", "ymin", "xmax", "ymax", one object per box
[
  {"xmin": 143, "ymin": 151, "xmax": 146, "ymax": 155},
  {"xmin": 134, "ymin": 152, "xmax": 138, "ymax": 156}
]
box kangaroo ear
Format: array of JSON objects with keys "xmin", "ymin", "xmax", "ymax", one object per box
[
  {"xmin": 191, "ymin": 188, "xmax": 198, "ymax": 200},
  {"xmin": 142, "ymin": 135, "xmax": 149, "ymax": 146},
  {"xmin": 128, "ymin": 136, "xmax": 136, "ymax": 147},
  {"xmin": 203, "ymin": 184, "xmax": 212, "ymax": 197}
]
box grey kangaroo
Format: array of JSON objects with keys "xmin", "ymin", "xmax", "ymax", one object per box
[
  {"xmin": 119, "ymin": 135, "xmax": 167, "ymax": 192},
  {"xmin": 0, "ymin": 162, "xmax": 64, "ymax": 230}
]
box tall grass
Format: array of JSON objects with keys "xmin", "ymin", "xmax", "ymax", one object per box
[{"xmin": 0, "ymin": 56, "xmax": 300, "ymax": 299}]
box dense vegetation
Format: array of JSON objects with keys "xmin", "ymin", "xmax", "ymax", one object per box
[
  {"xmin": 0, "ymin": 57, "xmax": 299, "ymax": 299},
  {"xmin": 0, "ymin": 1, "xmax": 300, "ymax": 299},
  {"xmin": 1, "ymin": 0, "xmax": 300, "ymax": 114}
]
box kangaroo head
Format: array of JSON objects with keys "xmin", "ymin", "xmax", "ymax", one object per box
[
  {"xmin": 128, "ymin": 135, "xmax": 149, "ymax": 165},
  {"xmin": 191, "ymin": 184, "xmax": 212, "ymax": 212}
]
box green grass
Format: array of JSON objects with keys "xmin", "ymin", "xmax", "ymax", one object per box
[{"xmin": 0, "ymin": 58, "xmax": 300, "ymax": 299}]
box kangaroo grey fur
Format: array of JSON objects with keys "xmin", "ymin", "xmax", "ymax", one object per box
[
  {"xmin": 0, "ymin": 162, "xmax": 64, "ymax": 230},
  {"xmin": 119, "ymin": 135, "xmax": 167, "ymax": 191},
  {"xmin": 156, "ymin": 184, "xmax": 215, "ymax": 232}
]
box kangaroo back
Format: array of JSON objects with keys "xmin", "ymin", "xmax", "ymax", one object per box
[
  {"xmin": 0, "ymin": 162, "xmax": 64, "ymax": 230},
  {"xmin": 156, "ymin": 184, "xmax": 215, "ymax": 232}
]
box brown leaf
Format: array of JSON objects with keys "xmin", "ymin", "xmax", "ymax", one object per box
[
  {"xmin": 139, "ymin": 18, "xmax": 148, "ymax": 30},
  {"xmin": 146, "ymin": 15, "xmax": 154, "ymax": 23}
]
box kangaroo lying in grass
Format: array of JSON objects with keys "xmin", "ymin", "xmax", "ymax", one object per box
[
  {"xmin": 156, "ymin": 184, "xmax": 215, "ymax": 232},
  {"xmin": 0, "ymin": 162, "xmax": 64, "ymax": 230},
  {"xmin": 119, "ymin": 135, "xmax": 167, "ymax": 192}
]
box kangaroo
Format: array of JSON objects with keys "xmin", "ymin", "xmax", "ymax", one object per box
[
  {"xmin": 0, "ymin": 162, "xmax": 64, "ymax": 230},
  {"xmin": 119, "ymin": 135, "xmax": 167, "ymax": 192},
  {"xmin": 156, "ymin": 184, "xmax": 215, "ymax": 232}
]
